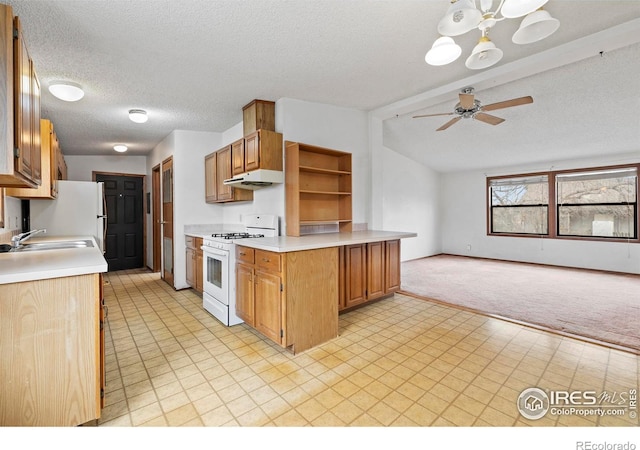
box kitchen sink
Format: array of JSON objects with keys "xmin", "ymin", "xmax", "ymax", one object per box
[{"xmin": 1, "ymin": 239, "xmax": 94, "ymax": 253}]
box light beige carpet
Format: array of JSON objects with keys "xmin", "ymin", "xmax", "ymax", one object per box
[{"xmin": 401, "ymin": 254, "xmax": 640, "ymax": 352}]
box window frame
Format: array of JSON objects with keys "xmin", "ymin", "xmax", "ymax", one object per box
[{"xmin": 486, "ymin": 163, "xmax": 640, "ymax": 243}]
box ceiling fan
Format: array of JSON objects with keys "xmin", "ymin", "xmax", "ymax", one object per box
[{"xmin": 412, "ymin": 87, "xmax": 533, "ymax": 131}]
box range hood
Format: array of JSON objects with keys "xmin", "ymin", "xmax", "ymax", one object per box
[{"xmin": 223, "ymin": 169, "xmax": 284, "ymax": 190}]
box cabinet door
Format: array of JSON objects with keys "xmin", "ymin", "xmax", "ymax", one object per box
[
  {"xmin": 99, "ymin": 274, "xmax": 106, "ymax": 410},
  {"xmin": 30, "ymin": 62, "xmax": 41, "ymax": 184},
  {"xmin": 344, "ymin": 244, "xmax": 366, "ymax": 308},
  {"xmin": 185, "ymin": 247, "xmax": 195, "ymax": 287},
  {"xmin": 367, "ymin": 241, "xmax": 385, "ymax": 300},
  {"xmin": 204, "ymin": 152, "xmax": 217, "ymax": 202},
  {"xmin": 254, "ymin": 270, "xmax": 282, "ymax": 344},
  {"xmin": 195, "ymin": 249, "xmax": 203, "ymax": 292},
  {"xmin": 216, "ymin": 146, "xmax": 233, "ymax": 201},
  {"xmin": 236, "ymin": 263, "xmax": 255, "ymax": 326},
  {"xmin": 13, "ymin": 17, "xmax": 33, "ymax": 181},
  {"xmin": 385, "ymin": 240, "xmax": 401, "ymax": 293},
  {"xmin": 231, "ymin": 138, "xmax": 245, "ymax": 175},
  {"xmin": 244, "ymin": 131, "xmax": 260, "ymax": 172}
]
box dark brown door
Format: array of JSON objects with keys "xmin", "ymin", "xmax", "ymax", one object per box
[
  {"xmin": 152, "ymin": 164, "xmax": 161, "ymax": 272},
  {"xmin": 97, "ymin": 173, "xmax": 144, "ymax": 271}
]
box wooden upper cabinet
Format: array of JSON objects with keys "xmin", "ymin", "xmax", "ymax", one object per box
[
  {"xmin": 242, "ymin": 99, "xmax": 275, "ymax": 137},
  {"xmin": 231, "ymin": 138, "xmax": 245, "ymax": 175},
  {"xmin": 216, "ymin": 145, "xmax": 233, "ymax": 201},
  {"xmin": 204, "ymin": 151, "xmax": 217, "ymax": 202},
  {"xmin": 204, "ymin": 146, "xmax": 253, "ymax": 203},
  {"xmin": 232, "ymin": 129, "xmax": 283, "ymax": 176},
  {"xmin": 6, "ymin": 119, "xmax": 58, "ymax": 199},
  {"xmin": 0, "ymin": 6, "xmax": 41, "ymax": 188}
]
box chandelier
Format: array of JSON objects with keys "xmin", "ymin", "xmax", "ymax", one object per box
[{"xmin": 425, "ymin": 0, "xmax": 560, "ymax": 70}]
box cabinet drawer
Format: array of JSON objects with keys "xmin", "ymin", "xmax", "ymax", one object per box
[
  {"xmin": 236, "ymin": 246, "xmax": 255, "ymax": 264},
  {"xmin": 255, "ymin": 249, "xmax": 281, "ymax": 272}
]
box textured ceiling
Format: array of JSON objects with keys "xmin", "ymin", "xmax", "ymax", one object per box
[{"xmin": 3, "ymin": 0, "xmax": 640, "ymax": 168}]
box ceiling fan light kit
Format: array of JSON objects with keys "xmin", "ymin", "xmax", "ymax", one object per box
[
  {"xmin": 412, "ymin": 86, "xmax": 533, "ymax": 130},
  {"xmin": 426, "ymin": 0, "xmax": 559, "ymax": 70}
]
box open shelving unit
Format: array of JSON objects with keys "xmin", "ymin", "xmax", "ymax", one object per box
[{"xmin": 285, "ymin": 141, "xmax": 352, "ymax": 236}]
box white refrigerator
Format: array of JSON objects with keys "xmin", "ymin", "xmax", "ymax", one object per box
[{"xmin": 30, "ymin": 180, "xmax": 107, "ymax": 253}]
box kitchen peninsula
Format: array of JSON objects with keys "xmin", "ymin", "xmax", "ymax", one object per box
[
  {"xmin": 0, "ymin": 236, "xmax": 107, "ymax": 426},
  {"xmin": 234, "ymin": 230, "xmax": 416, "ymax": 354}
]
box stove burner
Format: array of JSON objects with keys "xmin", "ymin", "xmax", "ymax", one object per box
[{"xmin": 211, "ymin": 232, "xmax": 265, "ymax": 239}]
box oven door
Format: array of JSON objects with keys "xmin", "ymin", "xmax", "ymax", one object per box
[{"xmin": 202, "ymin": 246, "xmax": 229, "ymax": 305}]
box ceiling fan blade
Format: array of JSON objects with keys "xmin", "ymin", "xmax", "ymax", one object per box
[
  {"xmin": 481, "ymin": 96, "xmax": 533, "ymax": 112},
  {"xmin": 459, "ymin": 93, "xmax": 475, "ymax": 109},
  {"xmin": 474, "ymin": 112, "xmax": 505, "ymax": 125},
  {"xmin": 413, "ymin": 112, "xmax": 454, "ymax": 118},
  {"xmin": 436, "ymin": 116, "xmax": 461, "ymax": 131}
]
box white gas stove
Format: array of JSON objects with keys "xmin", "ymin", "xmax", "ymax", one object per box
[{"xmin": 201, "ymin": 214, "xmax": 279, "ymax": 326}]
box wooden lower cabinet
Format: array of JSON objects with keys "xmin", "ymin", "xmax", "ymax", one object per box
[
  {"xmin": 0, "ymin": 273, "xmax": 104, "ymax": 426},
  {"xmin": 340, "ymin": 240, "xmax": 401, "ymax": 311},
  {"xmin": 236, "ymin": 245, "xmax": 338, "ymax": 354},
  {"xmin": 185, "ymin": 236, "xmax": 203, "ymax": 293}
]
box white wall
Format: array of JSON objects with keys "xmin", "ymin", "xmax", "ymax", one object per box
[
  {"xmin": 440, "ymin": 152, "xmax": 640, "ymax": 274},
  {"xmin": 1, "ymin": 195, "xmax": 22, "ymax": 234},
  {"xmin": 278, "ymin": 98, "xmax": 370, "ymax": 235},
  {"xmin": 65, "ymin": 155, "xmax": 147, "ymax": 181},
  {"xmin": 381, "ymin": 146, "xmax": 441, "ymax": 261}
]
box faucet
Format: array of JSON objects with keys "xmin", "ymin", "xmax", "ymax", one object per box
[{"xmin": 11, "ymin": 229, "xmax": 47, "ymax": 248}]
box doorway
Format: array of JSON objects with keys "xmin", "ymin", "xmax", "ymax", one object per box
[
  {"xmin": 152, "ymin": 165, "xmax": 161, "ymax": 272},
  {"xmin": 151, "ymin": 157, "xmax": 174, "ymax": 287},
  {"xmin": 95, "ymin": 172, "xmax": 145, "ymax": 271}
]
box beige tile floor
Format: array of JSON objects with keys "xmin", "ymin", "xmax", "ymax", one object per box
[{"xmin": 98, "ymin": 269, "xmax": 639, "ymax": 427}]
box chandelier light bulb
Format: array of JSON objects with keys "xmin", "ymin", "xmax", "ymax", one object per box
[
  {"xmin": 113, "ymin": 144, "xmax": 128, "ymax": 153},
  {"xmin": 425, "ymin": 36, "xmax": 462, "ymax": 66},
  {"xmin": 500, "ymin": 0, "xmax": 549, "ymax": 18},
  {"xmin": 465, "ymin": 36, "xmax": 503, "ymax": 70},
  {"xmin": 512, "ymin": 9, "xmax": 560, "ymax": 44}
]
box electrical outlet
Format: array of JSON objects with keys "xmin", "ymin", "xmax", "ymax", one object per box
[{"xmin": 466, "ymin": 244, "xmax": 472, "ymax": 251}]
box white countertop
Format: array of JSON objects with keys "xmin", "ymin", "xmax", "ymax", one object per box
[
  {"xmin": 0, "ymin": 235, "xmax": 108, "ymax": 285},
  {"xmin": 233, "ymin": 230, "xmax": 417, "ymax": 253}
]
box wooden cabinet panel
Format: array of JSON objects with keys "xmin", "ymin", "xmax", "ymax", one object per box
[
  {"xmin": 13, "ymin": 16, "xmax": 33, "ymax": 181},
  {"xmin": 385, "ymin": 240, "xmax": 401, "ymax": 293},
  {"xmin": 216, "ymin": 146, "xmax": 233, "ymax": 201},
  {"xmin": 367, "ymin": 241, "xmax": 385, "ymax": 299},
  {"xmin": 204, "ymin": 152, "xmax": 216, "ymax": 202},
  {"xmin": 236, "ymin": 263, "xmax": 255, "ymax": 326},
  {"xmin": 254, "ymin": 270, "xmax": 282, "ymax": 344},
  {"xmin": 242, "ymin": 99, "xmax": 275, "ymax": 137},
  {"xmin": 231, "ymin": 138, "xmax": 245, "ymax": 175},
  {"xmin": 256, "ymin": 249, "xmax": 281, "ymax": 272},
  {"xmin": 244, "ymin": 131, "xmax": 260, "ymax": 172},
  {"xmin": 0, "ymin": 274, "xmax": 102, "ymax": 426},
  {"xmin": 6, "ymin": 119, "xmax": 58, "ymax": 199},
  {"xmin": 344, "ymin": 244, "xmax": 367, "ymax": 308},
  {"xmin": 185, "ymin": 236, "xmax": 203, "ymax": 293},
  {"xmin": 237, "ymin": 246, "xmax": 255, "ymax": 264}
]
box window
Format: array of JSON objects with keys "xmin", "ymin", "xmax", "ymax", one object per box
[
  {"xmin": 489, "ymin": 175, "xmax": 548, "ymax": 235},
  {"xmin": 487, "ymin": 164, "xmax": 639, "ymax": 242},
  {"xmin": 556, "ymin": 167, "xmax": 637, "ymax": 239}
]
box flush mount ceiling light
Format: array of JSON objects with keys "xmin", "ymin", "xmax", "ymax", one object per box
[
  {"xmin": 113, "ymin": 144, "xmax": 128, "ymax": 153},
  {"xmin": 425, "ymin": 0, "xmax": 559, "ymax": 70},
  {"xmin": 48, "ymin": 81, "xmax": 85, "ymax": 102},
  {"xmin": 128, "ymin": 109, "xmax": 148, "ymax": 123}
]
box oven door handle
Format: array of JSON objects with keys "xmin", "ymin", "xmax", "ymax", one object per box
[{"xmin": 201, "ymin": 246, "xmax": 229, "ymax": 258}]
